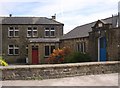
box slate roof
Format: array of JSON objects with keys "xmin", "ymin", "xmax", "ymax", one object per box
[
  {"xmin": 61, "ymin": 16, "xmax": 118, "ymax": 40},
  {"xmin": 0, "ymin": 17, "xmax": 63, "ymax": 25},
  {"xmin": 29, "ymin": 38, "xmax": 60, "ymax": 43}
]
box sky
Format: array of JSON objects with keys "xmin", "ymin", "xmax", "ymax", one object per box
[{"xmin": 0, "ymin": 0, "xmax": 120, "ymax": 34}]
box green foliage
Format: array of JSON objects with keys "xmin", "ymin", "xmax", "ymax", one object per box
[
  {"xmin": 0, "ymin": 57, "xmax": 8, "ymax": 66},
  {"xmin": 64, "ymin": 52, "xmax": 91, "ymax": 63}
]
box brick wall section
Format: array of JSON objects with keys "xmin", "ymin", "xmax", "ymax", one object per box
[{"xmin": 1, "ymin": 61, "xmax": 119, "ymax": 80}]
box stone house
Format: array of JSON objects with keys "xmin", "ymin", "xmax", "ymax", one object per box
[{"xmin": 0, "ymin": 15, "xmax": 64, "ymax": 64}]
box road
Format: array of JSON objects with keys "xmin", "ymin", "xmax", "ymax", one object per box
[{"xmin": 1, "ymin": 73, "xmax": 118, "ymax": 86}]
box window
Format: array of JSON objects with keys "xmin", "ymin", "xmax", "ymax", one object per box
[
  {"xmin": 8, "ymin": 45, "xmax": 19, "ymax": 55},
  {"xmin": 45, "ymin": 46, "xmax": 49, "ymax": 56},
  {"xmin": 8, "ymin": 27, "xmax": 19, "ymax": 37},
  {"xmin": 14, "ymin": 45, "xmax": 19, "ymax": 55},
  {"xmin": 45, "ymin": 27, "xmax": 55, "ymax": 37},
  {"xmin": 33, "ymin": 27, "xmax": 38, "ymax": 37},
  {"xmin": 27, "ymin": 27, "xmax": 38, "ymax": 37},
  {"xmin": 8, "ymin": 45, "xmax": 14, "ymax": 55},
  {"xmin": 50, "ymin": 28, "xmax": 55, "ymax": 36},
  {"xmin": 45, "ymin": 28, "xmax": 50, "ymax": 37},
  {"xmin": 14, "ymin": 27, "xmax": 19, "ymax": 37},
  {"xmin": 77, "ymin": 42, "xmax": 86, "ymax": 53},
  {"xmin": 27, "ymin": 27, "xmax": 32, "ymax": 37},
  {"xmin": 51, "ymin": 46, "xmax": 55, "ymax": 53},
  {"xmin": 45, "ymin": 45, "xmax": 55, "ymax": 56},
  {"xmin": 98, "ymin": 23, "xmax": 103, "ymax": 27}
]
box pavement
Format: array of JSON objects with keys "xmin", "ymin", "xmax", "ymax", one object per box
[{"xmin": 1, "ymin": 73, "xmax": 118, "ymax": 86}]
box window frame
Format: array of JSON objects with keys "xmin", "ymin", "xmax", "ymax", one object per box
[
  {"xmin": 27, "ymin": 27, "xmax": 38, "ymax": 37},
  {"xmin": 44, "ymin": 45, "xmax": 55, "ymax": 57},
  {"xmin": 8, "ymin": 26, "xmax": 19, "ymax": 37},
  {"xmin": 8, "ymin": 45, "xmax": 19, "ymax": 55}
]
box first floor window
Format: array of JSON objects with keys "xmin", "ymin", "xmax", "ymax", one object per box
[
  {"xmin": 8, "ymin": 45, "xmax": 19, "ymax": 55},
  {"xmin": 45, "ymin": 28, "xmax": 50, "ymax": 37},
  {"xmin": 27, "ymin": 27, "xmax": 38, "ymax": 37},
  {"xmin": 8, "ymin": 26, "xmax": 19, "ymax": 37},
  {"xmin": 45, "ymin": 45, "xmax": 55, "ymax": 56}
]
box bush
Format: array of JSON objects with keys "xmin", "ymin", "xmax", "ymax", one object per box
[
  {"xmin": 0, "ymin": 57, "xmax": 8, "ymax": 66},
  {"xmin": 64, "ymin": 52, "xmax": 91, "ymax": 63},
  {"xmin": 46, "ymin": 47, "xmax": 71, "ymax": 64}
]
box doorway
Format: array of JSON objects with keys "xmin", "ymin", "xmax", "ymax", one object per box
[{"xmin": 99, "ymin": 37, "xmax": 107, "ymax": 61}]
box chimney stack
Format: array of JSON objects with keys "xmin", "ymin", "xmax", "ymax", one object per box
[{"xmin": 51, "ymin": 14, "xmax": 56, "ymax": 20}]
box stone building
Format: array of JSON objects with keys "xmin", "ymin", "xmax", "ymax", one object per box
[
  {"xmin": 0, "ymin": 15, "xmax": 64, "ymax": 64},
  {"xmin": 0, "ymin": 13, "xmax": 119, "ymax": 64},
  {"xmin": 61, "ymin": 14, "xmax": 120, "ymax": 61}
]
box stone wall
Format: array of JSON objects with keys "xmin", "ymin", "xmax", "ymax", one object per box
[
  {"xmin": 1, "ymin": 61, "xmax": 119, "ymax": 80},
  {"xmin": 60, "ymin": 37, "xmax": 89, "ymax": 53}
]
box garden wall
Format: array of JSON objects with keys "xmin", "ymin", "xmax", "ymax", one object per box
[{"xmin": 1, "ymin": 61, "xmax": 119, "ymax": 80}]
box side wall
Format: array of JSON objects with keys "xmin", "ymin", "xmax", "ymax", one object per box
[
  {"xmin": 60, "ymin": 37, "xmax": 89, "ymax": 53},
  {"xmin": 1, "ymin": 61, "xmax": 119, "ymax": 80}
]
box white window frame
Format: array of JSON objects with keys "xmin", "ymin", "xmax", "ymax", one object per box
[
  {"xmin": 8, "ymin": 45, "xmax": 19, "ymax": 55},
  {"xmin": 50, "ymin": 28, "xmax": 55, "ymax": 37},
  {"xmin": 8, "ymin": 27, "xmax": 19, "ymax": 37},
  {"xmin": 8, "ymin": 27, "xmax": 14, "ymax": 37},
  {"xmin": 32, "ymin": 27, "xmax": 38, "ymax": 37},
  {"xmin": 27, "ymin": 27, "xmax": 38, "ymax": 37},
  {"xmin": 14, "ymin": 45, "xmax": 19, "ymax": 55},
  {"xmin": 44, "ymin": 44, "xmax": 55, "ymax": 57},
  {"xmin": 45, "ymin": 28, "xmax": 50, "ymax": 37},
  {"xmin": 8, "ymin": 45, "xmax": 14, "ymax": 55},
  {"xmin": 14, "ymin": 27, "xmax": 19, "ymax": 37}
]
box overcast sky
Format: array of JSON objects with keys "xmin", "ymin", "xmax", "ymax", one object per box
[{"xmin": 0, "ymin": 0, "xmax": 120, "ymax": 34}]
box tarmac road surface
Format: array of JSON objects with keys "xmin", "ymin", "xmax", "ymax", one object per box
[{"xmin": 1, "ymin": 73, "xmax": 118, "ymax": 86}]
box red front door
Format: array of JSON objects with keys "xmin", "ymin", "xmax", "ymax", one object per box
[{"xmin": 32, "ymin": 46, "xmax": 39, "ymax": 64}]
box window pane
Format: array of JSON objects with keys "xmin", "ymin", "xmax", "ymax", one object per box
[
  {"xmin": 14, "ymin": 31, "xmax": 19, "ymax": 37},
  {"xmin": 45, "ymin": 46, "xmax": 49, "ymax": 56},
  {"xmin": 81, "ymin": 43, "xmax": 83, "ymax": 53},
  {"xmin": 15, "ymin": 49, "xmax": 19, "ymax": 55},
  {"xmin": 45, "ymin": 31, "xmax": 50, "ymax": 36},
  {"xmin": 51, "ymin": 28, "xmax": 54, "ymax": 30},
  {"xmin": 51, "ymin": 31, "xmax": 55, "ymax": 36},
  {"xmin": 9, "ymin": 31, "xmax": 14, "ymax": 37},
  {"xmin": 9, "ymin": 45, "xmax": 14, "ymax": 48},
  {"xmin": 9, "ymin": 49, "xmax": 14, "ymax": 55},
  {"xmin": 10, "ymin": 27, "xmax": 13, "ymax": 30},
  {"xmin": 27, "ymin": 31, "xmax": 32, "ymax": 37},
  {"xmin": 51, "ymin": 46, "xmax": 55, "ymax": 53},
  {"xmin": 33, "ymin": 30, "xmax": 38, "ymax": 37}
]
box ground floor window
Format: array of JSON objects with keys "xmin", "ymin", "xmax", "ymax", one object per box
[
  {"xmin": 45, "ymin": 45, "xmax": 55, "ymax": 56},
  {"xmin": 77, "ymin": 42, "xmax": 86, "ymax": 53},
  {"xmin": 8, "ymin": 45, "xmax": 19, "ymax": 55}
]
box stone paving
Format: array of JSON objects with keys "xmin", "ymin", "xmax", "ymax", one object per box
[{"xmin": 1, "ymin": 73, "xmax": 118, "ymax": 86}]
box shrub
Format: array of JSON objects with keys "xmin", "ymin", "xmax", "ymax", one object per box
[
  {"xmin": 0, "ymin": 57, "xmax": 8, "ymax": 66},
  {"xmin": 46, "ymin": 47, "xmax": 70, "ymax": 64},
  {"xmin": 64, "ymin": 52, "xmax": 91, "ymax": 63}
]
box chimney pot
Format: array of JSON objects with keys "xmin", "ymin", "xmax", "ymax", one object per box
[{"xmin": 9, "ymin": 14, "xmax": 12, "ymax": 17}]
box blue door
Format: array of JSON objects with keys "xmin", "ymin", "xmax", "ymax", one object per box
[{"xmin": 100, "ymin": 37, "xmax": 106, "ymax": 61}]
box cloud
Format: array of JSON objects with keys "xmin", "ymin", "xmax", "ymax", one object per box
[{"xmin": 0, "ymin": 0, "xmax": 119, "ymax": 34}]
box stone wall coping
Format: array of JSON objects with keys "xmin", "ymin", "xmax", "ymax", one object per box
[{"xmin": 0, "ymin": 61, "xmax": 119, "ymax": 70}]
